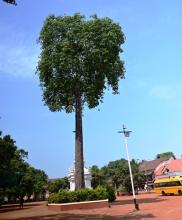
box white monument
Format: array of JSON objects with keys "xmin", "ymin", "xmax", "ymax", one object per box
[{"xmin": 68, "ymin": 163, "xmax": 92, "ymax": 191}]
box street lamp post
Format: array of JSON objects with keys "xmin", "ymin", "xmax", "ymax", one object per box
[{"xmin": 118, "ymin": 125, "xmax": 139, "ymax": 210}]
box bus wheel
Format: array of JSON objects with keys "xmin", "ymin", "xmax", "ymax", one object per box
[
  {"xmin": 162, "ymin": 191, "xmax": 166, "ymax": 196},
  {"xmin": 178, "ymin": 190, "xmax": 182, "ymax": 196}
]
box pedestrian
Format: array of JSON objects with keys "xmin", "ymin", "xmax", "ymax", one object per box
[
  {"xmin": 144, "ymin": 183, "xmax": 148, "ymax": 192},
  {"xmin": 19, "ymin": 196, "xmax": 24, "ymax": 208}
]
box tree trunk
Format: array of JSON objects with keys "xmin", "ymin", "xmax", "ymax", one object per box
[{"xmin": 75, "ymin": 95, "xmax": 85, "ymax": 190}]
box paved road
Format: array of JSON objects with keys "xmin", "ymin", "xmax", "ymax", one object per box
[{"xmin": 1, "ymin": 193, "xmax": 182, "ymax": 219}]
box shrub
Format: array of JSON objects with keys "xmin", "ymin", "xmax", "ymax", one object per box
[
  {"xmin": 48, "ymin": 190, "xmax": 70, "ymax": 203},
  {"xmin": 105, "ymin": 185, "xmax": 116, "ymax": 202},
  {"xmin": 48, "ymin": 186, "xmax": 116, "ymax": 203},
  {"xmin": 74, "ymin": 188, "xmax": 90, "ymax": 202},
  {"xmin": 94, "ymin": 185, "xmax": 108, "ymax": 200}
]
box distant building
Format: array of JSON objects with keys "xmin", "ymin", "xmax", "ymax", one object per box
[
  {"xmin": 155, "ymin": 158, "xmax": 182, "ymax": 177},
  {"xmin": 139, "ymin": 156, "xmax": 174, "ymax": 185}
]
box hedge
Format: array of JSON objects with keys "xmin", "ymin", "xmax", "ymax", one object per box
[{"xmin": 48, "ymin": 185, "xmax": 116, "ymax": 203}]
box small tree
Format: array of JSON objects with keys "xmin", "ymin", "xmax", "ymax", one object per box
[
  {"xmin": 37, "ymin": 13, "xmax": 125, "ymax": 190},
  {"xmin": 48, "ymin": 177, "xmax": 69, "ymax": 193},
  {"xmin": 91, "ymin": 165, "xmax": 105, "ymax": 188}
]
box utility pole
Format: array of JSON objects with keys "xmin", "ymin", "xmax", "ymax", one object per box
[{"xmin": 118, "ymin": 125, "xmax": 139, "ymax": 210}]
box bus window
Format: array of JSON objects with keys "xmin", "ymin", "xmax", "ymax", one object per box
[{"xmin": 154, "ymin": 181, "xmax": 181, "ymax": 188}]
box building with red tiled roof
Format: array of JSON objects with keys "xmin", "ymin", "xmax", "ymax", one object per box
[
  {"xmin": 155, "ymin": 159, "xmax": 182, "ymax": 176},
  {"xmin": 139, "ymin": 156, "xmax": 174, "ymax": 184}
]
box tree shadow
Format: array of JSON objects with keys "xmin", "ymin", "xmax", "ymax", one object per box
[
  {"xmin": 0, "ymin": 203, "xmax": 42, "ymax": 213},
  {"xmin": 1, "ymin": 202, "xmax": 43, "ymax": 208},
  {"xmin": 0, "ymin": 207, "xmax": 30, "ymax": 213},
  {"xmin": 119, "ymin": 213, "xmax": 155, "ymax": 219},
  {"xmin": 6, "ymin": 212, "xmax": 156, "ymax": 220},
  {"xmin": 112, "ymin": 197, "xmax": 166, "ymax": 206}
]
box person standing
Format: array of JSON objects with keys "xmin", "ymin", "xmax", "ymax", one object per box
[{"xmin": 19, "ymin": 196, "xmax": 24, "ymax": 208}]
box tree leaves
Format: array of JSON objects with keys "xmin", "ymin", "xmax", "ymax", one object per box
[
  {"xmin": 2, "ymin": 0, "xmax": 17, "ymax": 5},
  {"xmin": 0, "ymin": 132, "xmax": 48, "ymax": 200},
  {"xmin": 37, "ymin": 13, "xmax": 125, "ymax": 113},
  {"xmin": 155, "ymin": 152, "xmax": 175, "ymax": 159},
  {"xmin": 101, "ymin": 159, "xmax": 145, "ymax": 191}
]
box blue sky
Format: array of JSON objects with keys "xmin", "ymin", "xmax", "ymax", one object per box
[{"xmin": 1, "ymin": 0, "xmax": 182, "ymax": 178}]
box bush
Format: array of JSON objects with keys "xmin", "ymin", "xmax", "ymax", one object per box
[
  {"xmin": 48, "ymin": 186, "xmax": 116, "ymax": 203},
  {"xmin": 74, "ymin": 188, "xmax": 90, "ymax": 202},
  {"xmin": 48, "ymin": 191, "xmax": 70, "ymax": 203},
  {"xmin": 94, "ymin": 185, "xmax": 108, "ymax": 200},
  {"xmin": 105, "ymin": 185, "xmax": 116, "ymax": 202}
]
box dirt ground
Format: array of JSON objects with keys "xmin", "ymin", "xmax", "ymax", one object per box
[{"xmin": 1, "ymin": 192, "xmax": 182, "ymax": 220}]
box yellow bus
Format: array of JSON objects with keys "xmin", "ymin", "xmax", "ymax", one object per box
[{"xmin": 154, "ymin": 175, "xmax": 182, "ymax": 195}]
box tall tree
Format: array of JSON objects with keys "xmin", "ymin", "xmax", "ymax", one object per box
[{"xmin": 37, "ymin": 13, "xmax": 125, "ymax": 190}]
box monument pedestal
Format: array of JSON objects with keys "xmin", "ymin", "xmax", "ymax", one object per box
[{"xmin": 68, "ymin": 164, "xmax": 92, "ymax": 191}]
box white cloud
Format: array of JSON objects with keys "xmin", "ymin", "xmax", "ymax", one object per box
[
  {"xmin": 149, "ymin": 84, "xmax": 180, "ymax": 100},
  {"xmin": 0, "ymin": 44, "xmax": 39, "ymax": 78},
  {"xmin": 0, "ymin": 21, "xmax": 39, "ymax": 78}
]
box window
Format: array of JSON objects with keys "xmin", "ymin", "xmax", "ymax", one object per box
[{"xmin": 155, "ymin": 181, "xmax": 181, "ymax": 188}]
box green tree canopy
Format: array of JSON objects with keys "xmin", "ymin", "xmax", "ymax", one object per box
[
  {"xmin": 101, "ymin": 158, "xmax": 145, "ymax": 193},
  {"xmin": 90, "ymin": 165, "xmax": 105, "ymax": 189},
  {"xmin": 5, "ymin": 163, "xmax": 48, "ymax": 201},
  {"xmin": 0, "ymin": 132, "xmax": 28, "ymax": 188},
  {"xmin": 0, "ymin": 132, "xmax": 48, "ymax": 202},
  {"xmin": 37, "ymin": 13, "xmax": 125, "ymax": 189},
  {"xmin": 48, "ymin": 177, "xmax": 69, "ymax": 193},
  {"xmin": 0, "ymin": 134, "xmax": 17, "ymax": 170},
  {"xmin": 155, "ymin": 152, "xmax": 175, "ymax": 159},
  {"xmin": 37, "ymin": 13, "xmax": 125, "ymax": 112}
]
